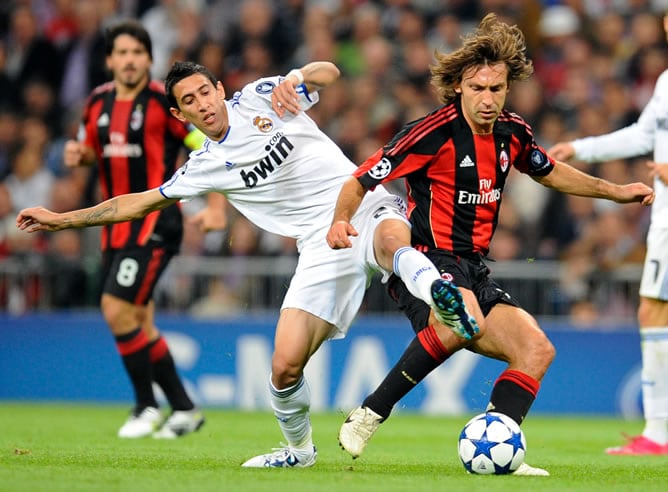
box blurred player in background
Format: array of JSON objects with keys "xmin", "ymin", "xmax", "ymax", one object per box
[
  {"xmin": 329, "ymin": 13, "xmax": 655, "ymax": 475},
  {"xmin": 64, "ymin": 20, "xmax": 225, "ymax": 439},
  {"xmin": 17, "ymin": 59, "xmax": 475, "ymax": 468},
  {"xmin": 549, "ymin": 11, "xmax": 668, "ymax": 457}
]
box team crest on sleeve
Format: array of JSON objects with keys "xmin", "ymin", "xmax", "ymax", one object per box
[
  {"xmin": 530, "ymin": 149, "xmax": 549, "ymax": 171},
  {"xmin": 255, "ymin": 81, "xmax": 276, "ymax": 94},
  {"xmin": 499, "ymin": 149, "xmax": 509, "ymax": 172},
  {"xmin": 253, "ymin": 116, "xmax": 274, "ymax": 133},
  {"xmin": 368, "ymin": 157, "xmax": 392, "ymax": 180}
]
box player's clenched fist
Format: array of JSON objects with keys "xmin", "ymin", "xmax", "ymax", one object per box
[
  {"xmin": 63, "ymin": 140, "xmax": 85, "ymax": 167},
  {"xmin": 327, "ymin": 220, "xmax": 358, "ymax": 249}
]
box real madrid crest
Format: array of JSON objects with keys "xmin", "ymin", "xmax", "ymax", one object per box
[{"xmin": 253, "ymin": 116, "xmax": 274, "ymax": 133}]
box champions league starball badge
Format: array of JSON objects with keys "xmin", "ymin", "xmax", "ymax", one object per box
[{"xmin": 368, "ymin": 158, "xmax": 392, "ymax": 179}]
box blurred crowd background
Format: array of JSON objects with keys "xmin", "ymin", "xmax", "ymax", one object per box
[{"xmin": 0, "ymin": 0, "xmax": 665, "ymax": 323}]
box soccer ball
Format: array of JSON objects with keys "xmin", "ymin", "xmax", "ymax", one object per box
[{"xmin": 458, "ymin": 412, "xmax": 526, "ymax": 475}]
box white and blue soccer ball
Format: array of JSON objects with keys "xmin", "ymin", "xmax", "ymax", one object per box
[{"xmin": 458, "ymin": 412, "xmax": 526, "ymax": 475}]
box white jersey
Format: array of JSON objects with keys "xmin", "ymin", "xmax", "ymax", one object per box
[
  {"xmin": 571, "ymin": 69, "xmax": 668, "ymax": 229},
  {"xmin": 160, "ymin": 75, "xmax": 390, "ymax": 249}
]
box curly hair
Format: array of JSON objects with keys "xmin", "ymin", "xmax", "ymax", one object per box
[{"xmin": 430, "ymin": 13, "xmax": 534, "ymax": 104}]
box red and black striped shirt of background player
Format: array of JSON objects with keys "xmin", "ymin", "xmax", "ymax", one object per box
[
  {"xmin": 354, "ymin": 99, "xmax": 555, "ymax": 257},
  {"xmin": 81, "ymin": 80, "xmax": 189, "ymax": 252}
]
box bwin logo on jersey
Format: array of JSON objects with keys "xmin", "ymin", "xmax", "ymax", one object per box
[
  {"xmin": 240, "ymin": 133, "xmax": 294, "ymax": 188},
  {"xmin": 368, "ymin": 158, "xmax": 392, "ymax": 180}
]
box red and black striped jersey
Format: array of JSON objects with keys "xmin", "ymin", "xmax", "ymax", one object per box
[
  {"xmin": 80, "ymin": 80, "xmax": 189, "ymax": 251},
  {"xmin": 354, "ymin": 99, "xmax": 554, "ymax": 256}
]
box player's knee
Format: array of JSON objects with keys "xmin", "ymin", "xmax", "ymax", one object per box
[
  {"xmin": 100, "ymin": 296, "xmax": 136, "ymax": 332},
  {"xmin": 271, "ymin": 355, "xmax": 304, "ymax": 389},
  {"xmin": 527, "ymin": 331, "xmax": 555, "ymax": 373},
  {"xmin": 101, "ymin": 298, "xmax": 123, "ymax": 325}
]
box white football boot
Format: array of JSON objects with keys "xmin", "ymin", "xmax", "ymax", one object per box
[
  {"xmin": 511, "ymin": 462, "xmax": 550, "ymax": 476},
  {"xmin": 241, "ymin": 446, "xmax": 317, "ymax": 468},
  {"xmin": 118, "ymin": 407, "xmax": 163, "ymax": 438},
  {"xmin": 338, "ymin": 406, "xmax": 384, "ymax": 458},
  {"xmin": 153, "ymin": 408, "xmax": 205, "ymax": 439}
]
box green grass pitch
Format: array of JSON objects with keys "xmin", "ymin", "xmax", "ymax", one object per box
[{"xmin": 1, "ymin": 403, "xmax": 666, "ymax": 492}]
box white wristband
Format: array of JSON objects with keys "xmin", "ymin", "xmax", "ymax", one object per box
[{"xmin": 287, "ymin": 69, "xmax": 304, "ymax": 85}]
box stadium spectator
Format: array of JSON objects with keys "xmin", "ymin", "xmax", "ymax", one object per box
[
  {"xmin": 58, "ymin": 20, "xmax": 226, "ymax": 440},
  {"xmin": 329, "ymin": 13, "xmax": 654, "ymax": 476},
  {"xmin": 224, "ymin": 0, "xmax": 297, "ymax": 76},
  {"xmin": 0, "ymin": 110, "xmax": 21, "ymax": 180},
  {"xmin": 138, "ymin": 0, "xmax": 184, "ymax": 81},
  {"xmin": 532, "ymin": 4, "xmax": 580, "ymax": 101},
  {"xmin": 45, "ymin": 229, "xmax": 88, "ymax": 308},
  {"xmin": 59, "ymin": 0, "xmax": 107, "ymax": 110},
  {"xmin": 4, "ymin": 5, "xmax": 64, "ymax": 103},
  {"xmin": 16, "ymin": 59, "xmax": 479, "ymax": 469},
  {"xmin": 336, "ymin": 2, "xmax": 384, "ymax": 77},
  {"xmin": 43, "ymin": 0, "xmax": 79, "ymax": 52},
  {"xmin": 2, "ymin": 145, "xmax": 54, "ymax": 256},
  {"xmin": 0, "ymin": 40, "xmax": 18, "ymax": 113},
  {"xmin": 548, "ymin": 9, "xmax": 668, "ymax": 457}
]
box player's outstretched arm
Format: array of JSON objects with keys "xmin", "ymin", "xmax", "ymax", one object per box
[
  {"xmin": 534, "ymin": 160, "xmax": 654, "ymax": 206},
  {"xmin": 272, "ymin": 61, "xmax": 341, "ymax": 117},
  {"xmin": 327, "ymin": 177, "xmax": 366, "ymax": 250},
  {"xmin": 16, "ymin": 189, "xmax": 177, "ymax": 233}
]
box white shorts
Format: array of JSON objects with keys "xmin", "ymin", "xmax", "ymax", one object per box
[
  {"xmin": 281, "ymin": 193, "xmax": 409, "ymax": 339},
  {"xmin": 639, "ymin": 226, "xmax": 668, "ymax": 300}
]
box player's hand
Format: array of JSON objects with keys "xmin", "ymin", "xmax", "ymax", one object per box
[
  {"xmin": 63, "ymin": 140, "xmax": 85, "ymax": 168},
  {"xmin": 16, "ymin": 207, "xmax": 64, "ymax": 233},
  {"xmin": 327, "ymin": 220, "xmax": 358, "ymax": 249},
  {"xmin": 615, "ymin": 182, "xmax": 654, "ymax": 206},
  {"xmin": 272, "ymin": 78, "xmax": 301, "ymax": 118},
  {"xmin": 189, "ymin": 207, "xmax": 227, "ymax": 232},
  {"xmin": 547, "ymin": 142, "xmax": 575, "ymax": 161},
  {"xmin": 647, "ymin": 161, "xmax": 668, "ymax": 186}
]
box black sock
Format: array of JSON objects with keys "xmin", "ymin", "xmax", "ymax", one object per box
[
  {"xmin": 363, "ymin": 325, "xmax": 449, "ymax": 420},
  {"xmin": 488, "ymin": 369, "xmax": 539, "ymax": 425},
  {"xmin": 149, "ymin": 337, "xmax": 194, "ymax": 411},
  {"xmin": 115, "ymin": 327, "xmax": 158, "ymax": 411}
]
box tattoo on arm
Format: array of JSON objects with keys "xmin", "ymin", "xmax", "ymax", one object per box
[{"xmin": 69, "ymin": 200, "xmax": 120, "ymax": 227}]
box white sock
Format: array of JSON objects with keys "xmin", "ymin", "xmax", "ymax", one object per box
[
  {"xmin": 394, "ymin": 247, "xmax": 441, "ymax": 305},
  {"xmin": 640, "ymin": 327, "xmax": 668, "ymax": 444},
  {"xmin": 270, "ymin": 375, "xmax": 314, "ymax": 455}
]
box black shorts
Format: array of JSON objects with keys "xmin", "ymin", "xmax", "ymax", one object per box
[
  {"xmin": 100, "ymin": 246, "xmax": 175, "ymax": 305},
  {"xmin": 387, "ymin": 250, "xmax": 521, "ymax": 333}
]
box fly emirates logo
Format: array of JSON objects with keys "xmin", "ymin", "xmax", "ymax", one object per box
[
  {"xmin": 457, "ymin": 178, "xmax": 500, "ymax": 205},
  {"xmin": 241, "ymin": 132, "xmax": 294, "ymax": 188},
  {"xmin": 103, "ymin": 132, "xmax": 142, "ymax": 158}
]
